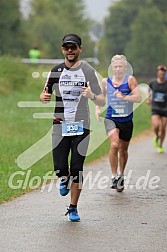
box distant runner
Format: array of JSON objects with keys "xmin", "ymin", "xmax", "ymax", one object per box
[
  {"xmin": 29, "ymin": 46, "xmax": 41, "ymax": 63},
  {"xmin": 147, "ymin": 65, "xmax": 167, "ymax": 153}
]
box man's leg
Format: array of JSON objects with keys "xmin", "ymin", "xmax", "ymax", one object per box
[
  {"xmin": 116, "ymin": 120, "xmax": 133, "ymax": 192},
  {"xmin": 52, "ymin": 137, "xmax": 70, "ymax": 178},
  {"xmin": 108, "ymin": 128, "xmax": 120, "ymax": 176},
  {"xmin": 52, "ymin": 125, "xmax": 71, "ymax": 195},
  {"xmin": 116, "ymin": 140, "xmax": 130, "ymax": 192},
  {"xmin": 70, "ymin": 131, "xmax": 89, "ymax": 205},
  {"xmin": 66, "ymin": 130, "xmax": 89, "ymax": 221},
  {"xmin": 70, "ymin": 182, "xmax": 82, "ymax": 205},
  {"xmin": 159, "ymin": 116, "xmax": 167, "ymax": 147},
  {"xmin": 152, "ymin": 115, "xmax": 167, "ymax": 152},
  {"xmin": 119, "ymin": 139, "xmax": 130, "ymax": 175},
  {"xmin": 107, "ymin": 129, "xmax": 120, "ymax": 189},
  {"xmin": 151, "ymin": 115, "xmax": 161, "ymax": 143},
  {"xmin": 65, "ymin": 181, "xmax": 81, "ymax": 221}
]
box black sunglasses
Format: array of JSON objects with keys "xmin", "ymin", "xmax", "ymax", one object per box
[{"xmin": 63, "ymin": 44, "xmax": 79, "ymax": 51}]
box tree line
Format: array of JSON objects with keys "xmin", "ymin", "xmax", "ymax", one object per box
[
  {"xmin": 1, "ymin": 0, "xmax": 167, "ymax": 76},
  {"xmin": 101, "ymin": 0, "xmax": 167, "ymax": 76},
  {"xmin": 0, "ymin": 0, "xmax": 93, "ymax": 58}
]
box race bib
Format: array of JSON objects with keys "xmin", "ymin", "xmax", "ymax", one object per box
[
  {"xmin": 62, "ymin": 121, "xmax": 84, "ymax": 136},
  {"xmin": 153, "ymin": 92, "xmax": 166, "ymax": 103},
  {"xmin": 112, "ymin": 102, "xmax": 129, "ymax": 117}
]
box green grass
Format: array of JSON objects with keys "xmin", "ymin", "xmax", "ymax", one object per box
[{"xmin": 0, "ymin": 57, "xmax": 151, "ymax": 203}]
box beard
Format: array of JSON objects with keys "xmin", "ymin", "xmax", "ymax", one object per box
[{"xmin": 65, "ymin": 53, "xmax": 79, "ymax": 62}]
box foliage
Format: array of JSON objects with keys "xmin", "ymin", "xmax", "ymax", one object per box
[
  {"xmin": 125, "ymin": 6, "xmax": 167, "ymax": 76},
  {"xmin": 23, "ymin": 0, "xmax": 93, "ymax": 58},
  {"xmin": 102, "ymin": 0, "xmax": 167, "ymax": 76},
  {"xmin": 104, "ymin": 0, "xmax": 148, "ymax": 56},
  {"xmin": 0, "ymin": 0, "xmax": 25, "ymax": 55},
  {"xmin": 0, "ymin": 0, "xmax": 94, "ymax": 58}
]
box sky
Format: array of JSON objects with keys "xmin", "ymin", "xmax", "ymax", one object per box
[
  {"xmin": 20, "ymin": 0, "xmax": 114, "ymax": 22},
  {"xmin": 84, "ymin": 0, "xmax": 113, "ymax": 22}
]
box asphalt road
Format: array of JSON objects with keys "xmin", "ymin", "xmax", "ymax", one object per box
[{"xmin": 1, "ymin": 134, "xmax": 167, "ymax": 252}]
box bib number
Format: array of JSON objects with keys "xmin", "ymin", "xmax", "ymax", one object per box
[
  {"xmin": 62, "ymin": 121, "xmax": 84, "ymax": 136},
  {"xmin": 112, "ymin": 103, "xmax": 129, "ymax": 117},
  {"xmin": 153, "ymin": 92, "xmax": 166, "ymax": 103}
]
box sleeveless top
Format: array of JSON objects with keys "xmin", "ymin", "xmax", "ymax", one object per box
[{"xmin": 105, "ymin": 75, "xmax": 133, "ymax": 122}]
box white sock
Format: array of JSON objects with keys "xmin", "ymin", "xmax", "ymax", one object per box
[
  {"xmin": 119, "ymin": 173, "xmax": 124, "ymax": 178},
  {"xmin": 112, "ymin": 174, "xmax": 117, "ymax": 179}
]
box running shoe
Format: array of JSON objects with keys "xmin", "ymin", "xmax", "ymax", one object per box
[
  {"xmin": 157, "ymin": 146, "xmax": 164, "ymax": 153},
  {"xmin": 153, "ymin": 136, "xmax": 158, "ymax": 147},
  {"xmin": 117, "ymin": 176, "xmax": 124, "ymax": 192},
  {"xmin": 59, "ymin": 177, "xmax": 70, "ymax": 196},
  {"xmin": 110, "ymin": 177, "xmax": 118, "ymax": 189},
  {"xmin": 65, "ymin": 207, "xmax": 80, "ymax": 222}
]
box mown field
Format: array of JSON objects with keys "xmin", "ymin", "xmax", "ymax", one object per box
[{"xmin": 0, "ymin": 57, "xmax": 151, "ymax": 202}]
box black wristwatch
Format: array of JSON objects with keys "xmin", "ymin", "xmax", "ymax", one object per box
[{"xmin": 90, "ymin": 93, "xmax": 97, "ymax": 100}]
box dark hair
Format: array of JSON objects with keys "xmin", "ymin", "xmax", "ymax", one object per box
[{"xmin": 62, "ymin": 33, "xmax": 82, "ymax": 46}]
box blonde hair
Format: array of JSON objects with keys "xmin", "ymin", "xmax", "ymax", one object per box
[{"xmin": 111, "ymin": 55, "xmax": 127, "ymax": 66}]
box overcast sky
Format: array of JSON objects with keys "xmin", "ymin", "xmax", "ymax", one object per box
[
  {"xmin": 20, "ymin": 0, "xmax": 113, "ymax": 22},
  {"xmin": 84, "ymin": 0, "xmax": 113, "ymax": 22}
]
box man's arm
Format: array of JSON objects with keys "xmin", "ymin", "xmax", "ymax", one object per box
[
  {"xmin": 146, "ymin": 84, "xmax": 152, "ymax": 105},
  {"xmin": 95, "ymin": 78, "xmax": 107, "ymax": 121},
  {"xmin": 127, "ymin": 76, "xmax": 142, "ymax": 103},
  {"xmin": 40, "ymin": 70, "xmax": 53, "ymax": 103},
  {"xmin": 114, "ymin": 76, "xmax": 142, "ymax": 103},
  {"xmin": 40, "ymin": 86, "xmax": 52, "ymax": 103},
  {"xmin": 82, "ymin": 80, "xmax": 105, "ymax": 107},
  {"xmin": 82, "ymin": 67, "xmax": 106, "ymax": 107}
]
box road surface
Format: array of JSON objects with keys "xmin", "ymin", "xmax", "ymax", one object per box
[{"xmin": 0, "ymin": 133, "xmax": 167, "ymax": 252}]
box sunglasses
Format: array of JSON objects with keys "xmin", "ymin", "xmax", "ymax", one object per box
[{"xmin": 63, "ymin": 44, "xmax": 79, "ymax": 51}]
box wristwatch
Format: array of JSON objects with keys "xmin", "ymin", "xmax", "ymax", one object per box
[{"xmin": 90, "ymin": 93, "xmax": 97, "ymax": 100}]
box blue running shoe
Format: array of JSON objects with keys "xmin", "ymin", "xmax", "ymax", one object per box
[
  {"xmin": 65, "ymin": 207, "xmax": 80, "ymax": 222},
  {"xmin": 59, "ymin": 177, "xmax": 70, "ymax": 196}
]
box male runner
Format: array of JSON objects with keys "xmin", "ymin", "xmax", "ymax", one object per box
[
  {"xmin": 40, "ymin": 34, "xmax": 105, "ymax": 221},
  {"xmin": 147, "ymin": 65, "xmax": 167, "ymax": 153},
  {"xmin": 96, "ymin": 55, "xmax": 141, "ymax": 192}
]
